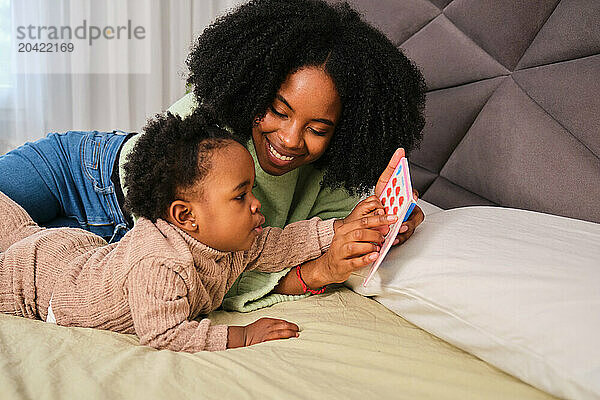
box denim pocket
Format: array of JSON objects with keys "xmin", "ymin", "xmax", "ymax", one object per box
[
  {"xmin": 81, "ymin": 131, "xmax": 114, "ymax": 196},
  {"xmin": 82, "ymin": 134, "xmax": 99, "ymax": 169},
  {"xmin": 78, "ymin": 132, "xmax": 116, "ymax": 230}
]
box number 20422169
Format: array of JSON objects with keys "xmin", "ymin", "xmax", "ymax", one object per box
[{"xmin": 18, "ymin": 42, "xmax": 74, "ymax": 52}]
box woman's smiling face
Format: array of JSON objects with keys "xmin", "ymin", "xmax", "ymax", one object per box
[{"xmin": 252, "ymin": 66, "xmax": 342, "ymax": 176}]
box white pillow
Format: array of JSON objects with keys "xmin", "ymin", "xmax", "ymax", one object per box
[
  {"xmin": 346, "ymin": 206, "xmax": 600, "ymax": 400},
  {"xmin": 415, "ymin": 198, "xmax": 443, "ymax": 216}
]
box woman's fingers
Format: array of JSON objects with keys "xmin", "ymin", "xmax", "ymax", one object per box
[
  {"xmin": 395, "ymin": 225, "xmax": 415, "ymax": 246},
  {"xmin": 412, "ymin": 189, "xmax": 419, "ymax": 200},
  {"xmin": 375, "ymin": 148, "xmax": 405, "ymax": 197},
  {"xmin": 392, "ymin": 205, "xmax": 425, "ymax": 246}
]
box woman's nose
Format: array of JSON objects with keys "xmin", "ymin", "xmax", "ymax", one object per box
[{"xmin": 278, "ymin": 122, "xmax": 303, "ymax": 149}]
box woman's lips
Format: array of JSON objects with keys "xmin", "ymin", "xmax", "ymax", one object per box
[{"xmin": 264, "ymin": 138, "xmax": 302, "ymax": 167}]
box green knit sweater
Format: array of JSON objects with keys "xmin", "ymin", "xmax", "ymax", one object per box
[{"xmin": 119, "ymin": 93, "xmax": 360, "ymax": 311}]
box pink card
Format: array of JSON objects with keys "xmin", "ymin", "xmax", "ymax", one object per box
[{"xmin": 363, "ymin": 154, "xmax": 416, "ymax": 286}]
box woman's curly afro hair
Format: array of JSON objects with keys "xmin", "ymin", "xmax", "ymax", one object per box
[
  {"xmin": 123, "ymin": 108, "xmax": 240, "ymax": 222},
  {"xmin": 186, "ymin": 0, "xmax": 426, "ymax": 195}
]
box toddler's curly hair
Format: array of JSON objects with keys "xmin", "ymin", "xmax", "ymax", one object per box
[
  {"xmin": 186, "ymin": 0, "xmax": 426, "ymax": 195},
  {"xmin": 123, "ymin": 109, "xmax": 239, "ymax": 222}
]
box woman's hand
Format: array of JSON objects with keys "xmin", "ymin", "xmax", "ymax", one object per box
[
  {"xmin": 374, "ymin": 148, "xmax": 425, "ymax": 246},
  {"xmin": 227, "ymin": 317, "xmax": 299, "ymax": 348},
  {"xmin": 393, "ymin": 189, "xmax": 424, "ymax": 246}
]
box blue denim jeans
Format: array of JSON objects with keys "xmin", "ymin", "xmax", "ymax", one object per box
[{"xmin": 0, "ymin": 130, "xmax": 131, "ymax": 243}]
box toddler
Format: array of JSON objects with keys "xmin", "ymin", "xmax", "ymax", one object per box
[{"xmin": 0, "ymin": 109, "xmax": 392, "ymax": 352}]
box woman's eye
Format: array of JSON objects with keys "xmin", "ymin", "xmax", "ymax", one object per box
[
  {"xmin": 269, "ymin": 105, "xmax": 288, "ymax": 118},
  {"xmin": 235, "ymin": 193, "xmax": 247, "ymax": 201},
  {"xmin": 308, "ymin": 127, "xmax": 327, "ymax": 137}
]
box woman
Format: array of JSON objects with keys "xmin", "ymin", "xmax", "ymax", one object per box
[{"xmin": 0, "ymin": 0, "xmax": 426, "ymax": 311}]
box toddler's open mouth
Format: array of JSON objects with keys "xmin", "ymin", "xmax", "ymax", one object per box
[{"xmin": 253, "ymin": 214, "xmax": 266, "ymax": 234}]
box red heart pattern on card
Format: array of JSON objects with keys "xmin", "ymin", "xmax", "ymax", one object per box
[
  {"xmin": 366, "ymin": 156, "xmax": 415, "ymax": 287},
  {"xmin": 379, "ymin": 157, "xmax": 414, "ymax": 219}
]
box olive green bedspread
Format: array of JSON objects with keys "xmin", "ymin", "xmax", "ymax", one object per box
[{"xmin": 0, "ymin": 287, "xmax": 555, "ymax": 400}]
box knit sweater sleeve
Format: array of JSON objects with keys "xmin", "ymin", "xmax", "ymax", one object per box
[
  {"xmin": 244, "ymin": 217, "xmax": 335, "ymax": 272},
  {"xmin": 125, "ymin": 259, "xmax": 228, "ymax": 352}
]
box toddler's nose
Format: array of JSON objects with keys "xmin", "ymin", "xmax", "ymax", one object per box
[{"xmin": 250, "ymin": 195, "xmax": 261, "ymax": 214}]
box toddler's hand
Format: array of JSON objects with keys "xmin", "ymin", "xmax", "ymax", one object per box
[
  {"xmin": 324, "ymin": 213, "xmax": 397, "ymax": 283},
  {"xmin": 335, "ymin": 195, "xmax": 385, "ymax": 232},
  {"xmin": 227, "ymin": 317, "xmax": 299, "ymax": 348}
]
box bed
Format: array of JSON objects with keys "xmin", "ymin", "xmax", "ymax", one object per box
[
  {"xmin": 0, "ymin": 254, "xmax": 560, "ymax": 400},
  {"xmin": 1, "ymin": 0, "xmax": 599, "ymax": 399}
]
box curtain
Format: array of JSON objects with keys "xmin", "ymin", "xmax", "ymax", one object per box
[{"xmin": 0, "ymin": 0, "xmax": 245, "ymax": 154}]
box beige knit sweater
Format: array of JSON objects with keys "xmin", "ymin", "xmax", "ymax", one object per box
[{"xmin": 0, "ymin": 191, "xmax": 335, "ymax": 352}]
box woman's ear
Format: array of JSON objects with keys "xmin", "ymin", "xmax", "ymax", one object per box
[{"xmin": 168, "ymin": 200, "xmax": 198, "ymax": 231}]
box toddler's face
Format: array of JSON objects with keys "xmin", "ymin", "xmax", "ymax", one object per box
[{"xmin": 181, "ymin": 141, "xmax": 264, "ymax": 252}]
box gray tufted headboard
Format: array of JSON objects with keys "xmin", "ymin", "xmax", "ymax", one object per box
[{"xmin": 338, "ymin": 0, "xmax": 600, "ymax": 223}]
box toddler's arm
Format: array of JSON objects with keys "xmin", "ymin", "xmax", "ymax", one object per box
[
  {"xmin": 126, "ymin": 259, "xmax": 227, "ymax": 352},
  {"xmin": 244, "ymin": 217, "xmax": 335, "ymax": 273},
  {"xmin": 0, "ymin": 191, "xmax": 44, "ymax": 251},
  {"xmin": 126, "ymin": 259, "xmax": 299, "ymax": 351}
]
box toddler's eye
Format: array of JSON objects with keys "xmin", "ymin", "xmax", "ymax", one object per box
[{"xmin": 252, "ymin": 182, "xmax": 257, "ymax": 189}]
